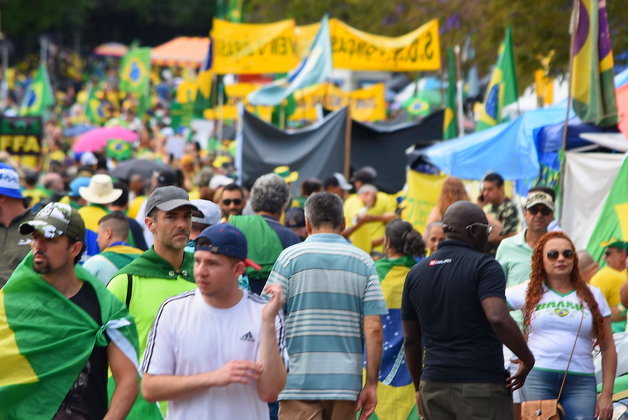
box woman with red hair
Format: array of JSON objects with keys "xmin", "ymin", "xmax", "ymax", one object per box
[{"xmin": 506, "ymin": 231, "xmax": 616, "ymax": 420}]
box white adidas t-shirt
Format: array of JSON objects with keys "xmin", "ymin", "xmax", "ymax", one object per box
[
  {"xmin": 142, "ymin": 289, "xmax": 287, "ymax": 420},
  {"xmin": 506, "ymin": 281, "xmax": 610, "ymax": 374}
]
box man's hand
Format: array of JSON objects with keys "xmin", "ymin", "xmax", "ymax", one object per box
[
  {"xmin": 355, "ymin": 383, "xmax": 377, "ymax": 420},
  {"xmin": 506, "ymin": 358, "xmax": 533, "ymax": 392},
  {"xmin": 262, "ymin": 283, "xmax": 285, "ymax": 322},
  {"xmin": 212, "ymin": 360, "xmax": 263, "ymax": 387},
  {"xmin": 415, "ymin": 391, "xmax": 424, "ymax": 418}
]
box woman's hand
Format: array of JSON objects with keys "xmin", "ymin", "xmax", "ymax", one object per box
[{"xmin": 594, "ymin": 393, "xmax": 613, "ymax": 420}]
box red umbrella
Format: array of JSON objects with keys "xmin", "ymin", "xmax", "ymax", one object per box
[{"xmin": 72, "ymin": 126, "xmax": 138, "ymax": 153}]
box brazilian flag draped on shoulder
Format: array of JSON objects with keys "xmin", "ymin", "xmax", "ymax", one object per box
[
  {"xmin": 571, "ymin": 0, "xmax": 618, "ymax": 126},
  {"xmin": 0, "ymin": 253, "xmax": 140, "ymax": 420},
  {"xmin": 476, "ymin": 26, "xmax": 518, "ymax": 131},
  {"xmin": 19, "ymin": 63, "xmax": 55, "ymax": 116},
  {"xmin": 367, "ymin": 255, "xmax": 420, "ymax": 420}
]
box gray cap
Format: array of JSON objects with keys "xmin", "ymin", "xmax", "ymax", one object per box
[
  {"xmin": 145, "ymin": 186, "xmax": 198, "ymax": 217},
  {"xmin": 191, "ymin": 199, "xmax": 222, "ymax": 226}
]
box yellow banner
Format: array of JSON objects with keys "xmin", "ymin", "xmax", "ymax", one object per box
[
  {"xmin": 204, "ymin": 83, "xmax": 273, "ymax": 120},
  {"xmin": 212, "ymin": 18, "xmax": 299, "ymax": 74},
  {"xmin": 295, "ymin": 23, "xmax": 321, "ymax": 59},
  {"xmin": 331, "ymin": 18, "xmax": 440, "ymax": 71},
  {"xmin": 401, "ymin": 170, "xmax": 447, "ymax": 233},
  {"xmin": 291, "ymin": 83, "xmax": 386, "ymax": 122},
  {"xmin": 176, "ymin": 80, "xmax": 198, "ymax": 104}
]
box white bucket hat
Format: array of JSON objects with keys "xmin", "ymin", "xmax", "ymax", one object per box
[{"xmin": 79, "ymin": 174, "xmax": 123, "ymax": 204}]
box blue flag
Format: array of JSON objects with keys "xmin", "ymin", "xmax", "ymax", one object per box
[{"xmin": 248, "ymin": 15, "xmax": 332, "ymax": 106}]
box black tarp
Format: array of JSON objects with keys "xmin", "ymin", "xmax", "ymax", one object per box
[{"xmin": 239, "ymin": 107, "xmax": 348, "ymax": 193}]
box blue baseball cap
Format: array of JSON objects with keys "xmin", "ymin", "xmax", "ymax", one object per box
[
  {"xmin": 0, "ymin": 163, "xmax": 24, "ymax": 199},
  {"xmin": 68, "ymin": 177, "xmax": 91, "ymax": 198},
  {"xmin": 195, "ymin": 223, "xmax": 261, "ymax": 269}
]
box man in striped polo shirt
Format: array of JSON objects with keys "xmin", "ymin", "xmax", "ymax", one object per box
[{"xmin": 267, "ymin": 192, "xmax": 387, "ymax": 420}]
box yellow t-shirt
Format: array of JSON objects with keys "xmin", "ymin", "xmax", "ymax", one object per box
[
  {"xmin": 344, "ymin": 192, "xmax": 397, "ymax": 254},
  {"xmin": 590, "ymin": 265, "xmax": 626, "ymax": 306}
]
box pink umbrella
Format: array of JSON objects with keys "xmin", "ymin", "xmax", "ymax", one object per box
[{"xmin": 72, "ymin": 126, "xmax": 138, "ymax": 153}]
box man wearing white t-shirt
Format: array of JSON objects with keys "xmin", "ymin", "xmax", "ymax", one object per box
[{"xmin": 141, "ymin": 223, "xmax": 288, "ymax": 419}]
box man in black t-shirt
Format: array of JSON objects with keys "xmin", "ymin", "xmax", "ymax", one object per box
[
  {"xmin": 401, "ymin": 201, "xmax": 534, "ymax": 420},
  {"xmin": 3, "ymin": 202, "xmax": 139, "ymax": 419}
]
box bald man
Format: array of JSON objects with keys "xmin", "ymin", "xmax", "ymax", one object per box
[
  {"xmin": 577, "ymin": 250, "xmax": 599, "ymax": 283},
  {"xmin": 402, "ymin": 202, "xmax": 534, "ymax": 420}
]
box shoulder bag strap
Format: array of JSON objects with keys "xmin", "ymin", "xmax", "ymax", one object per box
[{"xmin": 557, "ymin": 305, "xmax": 585, "ymax": 400}]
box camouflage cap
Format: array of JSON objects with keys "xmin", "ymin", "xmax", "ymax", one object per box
[{"xmin": 19, "ymin": 202, "xmax": 86, "ymax": 242}]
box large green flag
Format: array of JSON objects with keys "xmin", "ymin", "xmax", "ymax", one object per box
[
  {"xmin": 19, "ymin": 63, "xmax": 55, "ymax": 116},
  {"xmin": 0, "ymin": 253, "xmax": 139, "ymax": 419},
  {"xmin": 586, "ymin": 157, "xmax": 628, "ymax": 263},
  {"xmin": 571, "ymin": 0, "xmax": 618, "ymax": 126},
  {"xmin": 119, "ymin": 47, "xmax": 151, "ymax": 96},
  {"xmin": 443, "ymin": 47, "xmax": 458, "ymax": 139},
  {"xmin": 476, "ymin": 26, "xmax": 518, "ymax": 131}
]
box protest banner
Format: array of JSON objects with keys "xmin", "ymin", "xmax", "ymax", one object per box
[
  {"xmin": 212, "ymin": 18, "xmax": 299, "ymax": 74},
  {"xmin": 292, "ymin": 83, "xmax": 386, "ymax": 122},
  {"xmin": 0, "ymin": 117, "xmax": 43, "ymax": 156},
  {"xmin": 203, "ymin": 83, "xmax": 273, "ymax": 120}
]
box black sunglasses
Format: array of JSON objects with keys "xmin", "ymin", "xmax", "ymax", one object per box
[
  {"xmin": 222, "ymin": 199, "xmax": 242, "ymax": 206},
  {"xmin": 528, "ymin": 206, "xmax": 552, "ymax": 216},
  {"xmin": 465, "ymin": 222, "xmax": 492, "ymax": 234},
  {"xmin": 546, "ymin": 249, "xmax": 575, "ymax": 260}
]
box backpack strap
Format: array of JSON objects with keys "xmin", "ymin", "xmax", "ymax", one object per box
[{"xmin": 125, "ymin": 274, "xmax": 133, "ymax": 308}]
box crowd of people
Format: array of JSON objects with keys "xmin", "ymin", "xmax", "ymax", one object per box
[{"xmin": 0, "ymin": 54, "xmax": 627, "ymax": 420}]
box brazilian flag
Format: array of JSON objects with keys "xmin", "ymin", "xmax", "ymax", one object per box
[
  {"xmin": 0, "ymin": 254, "xmax": 139, "ymax": 419},
  {"xmin": 85, "ymin": 84, "xmax": 107, "ymax": 125},
  {"xmin": 19, "ymin": 63, "xmax": 55, "ymax": 116},
  {"xmin": 106, "ymin": 139, "xmax": 133, "ymax": 161},
  {"xmin": 476, "ymin": 26, "xmax": 518, "ymax": 131},
  {"xmin": 119, "ymin": 48, "xmax": 151, "ymax": 95},
  {"xmin": 366, "ymin": 255, "xmax": 421, "ymax": 420},
  {"xmin": 403, "ymin": 97, "xmax": 430, "ymax": 117}
]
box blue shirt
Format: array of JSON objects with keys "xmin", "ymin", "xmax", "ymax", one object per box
[{"xmin": 267, "ymin": 233, "xmax": 387, "ymax": 401}]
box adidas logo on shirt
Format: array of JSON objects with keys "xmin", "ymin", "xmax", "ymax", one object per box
[{"xmin": 240, "ymin": 331, "xmax": 254, "ymax": 342}]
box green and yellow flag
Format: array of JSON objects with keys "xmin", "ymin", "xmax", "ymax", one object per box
[
  {"xmin": 119, "ymin": 48, "xmax": 151, "ymax": 96},
  {"xmin": 476, "ymin": 26, "xmax": 519, "ymax": 131},
  {"xmin": 586, "ymin": 157, "xmax": 628, "ymax": 263},
  {"xmin": 443, "ymin": 47, "xmax": 458, "ymax": 139},
  {"xmin": 366, "ymin": 255, "xmax": 420, "ymax": 420},
  {"xmin": 0, "ymin": 253, "xmax": 139, "ymax": 419},
  {"xmin": 19, "ymin": 63, "xmax": 55, "ymax": 116},
  {"xmin": 85, "ymin": 83, "xmax": 107, "ymax": 125},
  {"xmin": 571, "ymin": 0, "xmax": 618, "ymax": 126}
]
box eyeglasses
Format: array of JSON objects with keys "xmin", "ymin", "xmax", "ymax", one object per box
[
  {"xmin": 222, "ymin": 199, "xmax": 242, "ymax": 206},
  {"xmin": 465, "ymin": 222, "xmax": 493, "ymax": 235},
  {"xmin": 546, "ymin": 249, "xmax": 575, "ymax": 260},
  {"xmin": 527, "ymin": 206, "xmax": 552, "ymax": 216}
]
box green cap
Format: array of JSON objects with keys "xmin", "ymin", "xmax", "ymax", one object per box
[
  {"xmin": 600, "ymin": 238, "xmax": 627, "ymax": 250},
  {"xmin": 20, "ymin": 202, "xmax": 86, "ymax": 242}
]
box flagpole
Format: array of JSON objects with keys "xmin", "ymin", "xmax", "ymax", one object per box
[
  {"xmin": 454, "ymin": 45, "xmax": 464, "ymax": 138},
  {"xmin": 558, "ymin": 0, "xmax": 579, "ymax": 226},
  {"xmin": 344, "ymin": 106, "xmax": 352, "ymax": 180}
]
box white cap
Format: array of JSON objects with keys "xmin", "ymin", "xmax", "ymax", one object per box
[
  {"xmin": 209, "ymin": 174, "xmax": 234, "ymax": 190},
  {"xmin": 191, "ymin": 199, "xmax": 221, "ymax": 226}
]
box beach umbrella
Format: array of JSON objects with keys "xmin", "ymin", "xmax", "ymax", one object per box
[{"xmin": 72, "ymin": 126, "xmax": 137, "ymax": 153}]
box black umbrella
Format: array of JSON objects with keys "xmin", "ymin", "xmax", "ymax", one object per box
[{"xmin": 111, "ymin": 159, "xmax": 171, "ymax": 182}]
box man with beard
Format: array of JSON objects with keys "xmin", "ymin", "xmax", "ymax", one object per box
[{"xmin": 0, "ymin": 202, "xmax": 138, "ymax": 420}]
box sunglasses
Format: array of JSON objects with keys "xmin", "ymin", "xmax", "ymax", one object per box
[
  {"xmin": 527, "ymin": 206, "xmax": 552, "ymax": 216},
  {"xmin": 546, "ymin": 249, "xmax": 575, "ymax": 260},
  {"xmin": 222, "ymin": 199, "xmax": 242, "ymax": 206},
  {"xmin": 465, "ymin": 222, "xmax": 493, "ymax": 235}
]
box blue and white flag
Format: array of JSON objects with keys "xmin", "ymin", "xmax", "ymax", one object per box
[{"xmin": 248, "ymin": 15, "xmax": 332, "ymax": 106}]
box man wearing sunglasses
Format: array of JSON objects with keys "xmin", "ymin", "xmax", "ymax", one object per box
[
  {"xmin": 220, "ymin": 183, "xmax": 246, "ymax": 220},
  {"xmin": 590, "ymin": 240, "xmax": 628, "ymax": 331},
  {"xmin": 402, "ymin": 201, "xmax": 534, "ymax": 419}
]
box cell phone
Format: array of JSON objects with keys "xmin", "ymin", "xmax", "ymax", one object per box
[{"xmin": 478, "ymin": 194, "xmax": 485, "ymax": 202}]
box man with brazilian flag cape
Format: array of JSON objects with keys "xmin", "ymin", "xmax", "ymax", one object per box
[{"xmin": 0, "ymin": 202, "xmax": 140, "ymax": 419}]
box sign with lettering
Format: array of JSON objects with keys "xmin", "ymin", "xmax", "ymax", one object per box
[
  {"xmin": 0, "ymin": 117, "xmax": 43, "ymax": 156},
  {"xmin": 212, "ymin": 19, "xmax": 299, "ymax": 74}
]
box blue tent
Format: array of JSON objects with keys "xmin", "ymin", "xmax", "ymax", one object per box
[{"xmin": 412, "ymin": 107, "xmax": 570, "ymax": 180}]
